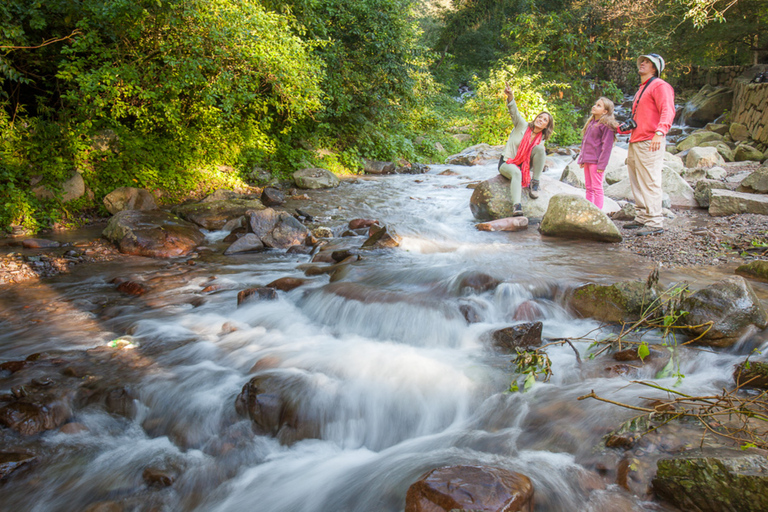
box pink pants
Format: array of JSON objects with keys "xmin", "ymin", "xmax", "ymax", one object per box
[{"xmin": 583, "ymin": 163, "xmax": 604, "ymax": 209}]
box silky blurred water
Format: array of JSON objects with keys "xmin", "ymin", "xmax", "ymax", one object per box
[{"xmin": 0, "ymin": 160, "xmax": 765, "ymax": 511}]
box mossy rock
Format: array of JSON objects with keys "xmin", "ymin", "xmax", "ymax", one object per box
[
  {"xmin": 653, "ymin": 448, "xmax": 768, "ymax": 512},
  {"xmin": 567, "ymin": 281, "xmax": 662, "ymax": 324},
  {"xmin": 736, "ymin": 260, "xmax": 768, "ymax": 281}
]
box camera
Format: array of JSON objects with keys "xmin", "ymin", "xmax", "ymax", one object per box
[{"xmin": 619, "ymin": 118, "xmax": 637, "ymax": 131}]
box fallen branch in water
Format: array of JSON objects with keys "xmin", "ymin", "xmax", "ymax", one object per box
[{"xmin": 577, "ymin": 380, "xmax": 768, "ymax": 450}]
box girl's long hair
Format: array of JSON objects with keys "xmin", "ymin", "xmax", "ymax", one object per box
[
  {"xmin": 582, "ymin": 97, "xmax": 619, "ymax": 137},
  {"xmin": 528, "ymin": 112, "xmax": 554, "ymax": 140}
]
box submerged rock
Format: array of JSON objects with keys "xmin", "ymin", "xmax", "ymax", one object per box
[{"xmin": 235, "ymin": 374, "xmax": 320, "ymax": 445}]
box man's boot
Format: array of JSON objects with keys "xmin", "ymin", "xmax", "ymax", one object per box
[
  {"xmin": 529, "ymin": 179, "xmax": 540, "ymax": 199},
  {"xmin": 512, "ymin": 203, "xmax": 524, "ymax": 217}
]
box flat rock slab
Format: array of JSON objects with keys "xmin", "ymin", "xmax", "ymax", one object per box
[
  {"xmin": 173, "ymin": 199, "xmax": 265, "ymax": 230},
  {"xmin": 709, "ymin": 189, "xmax": 768, "ymax": 216},
  {"xmin": 103, "ymin": 210, "xmax": 205, "ymax": 258},
  {"xmin": 476, "ymin": 217, "xmax": 529, "ymax": 231}
]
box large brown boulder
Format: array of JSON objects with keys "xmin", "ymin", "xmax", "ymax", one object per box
[
  {"xmin": 103, "ymin": 187, "xmax": 157, "ymax": 214},
  {"xmin": 676, "ymin": 275, "xmax": 768, "ymax": 347},
  {"xmin": 679, "ymin": 85, "xmax": 734, "ymax": 127},
  {"xmin": 173, "ymin": 199, "xmax": 264, "ymax": 230},
  {"xmin": 405, "ymin": 465, "xmax": 534, "ymax": 512},
  {"xmin": 102, "ymin": 210, "xmax": 205, "ymax": 258},
  {"xmin": 247, "ymin": 208, "xmax": 310, "ymax": 249},
  {"xmin": 234, "ymin": 374, "xmax": 320, "ymax": 445}
]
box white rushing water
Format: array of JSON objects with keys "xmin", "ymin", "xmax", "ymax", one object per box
[{"xmin": 0, "ymin": 160, "xmax": 765, "ymax": 511}]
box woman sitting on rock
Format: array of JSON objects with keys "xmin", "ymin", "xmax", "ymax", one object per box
[{"xmin": 498, "ymin": 82, "xmax": 554, "ymax": 216}]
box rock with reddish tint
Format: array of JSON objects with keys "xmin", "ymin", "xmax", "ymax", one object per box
[
  {"xmin": 173, "ymin": 199, "xmax": 264, "ymax": 230},
  {"xmin": 116, "ymin": 281, "xmax": 147, "ymax": 296},
  {"xmin": 491, "ymin": 322, "xmax": 543, "ymax": 352},
  {"xmin": 143, "ymin": 467, "xmax": 176, "ymax": 487},
  {"xmin": 237, "ymin": 287, "xmax": 278, "ymax": 306},
  {"xmin": 21, "ymin": 238, "xmax": 61, "ymax": 249},
  {"xmin": 476, "ymin": 217, "xmax": 529, "ymax": 232},
  {"xmin": 677, "ymin": 276, "xmax": 768, "ymax": 348},
  {"xmin": 361, "ymin": 224, "xmax": 401, "ymax": 249},
  {"xmin": 103, "ymin": 210, "xmax": 205, "ymax": 258},
  {"xmin": 0, "ymin": 451, "xmax": 37, "ymax": 479},
  {"xmin": 261, "ymin": 187, "xmax": 286, "ymax": 207},
  {"xmin": 247, "ymin": 208, "xmax": 310, "ymax": 249},
  {"xmin": 0, "ymin": 390, "xmax": 73, "ymax": 435},
  {"xmin": 103, "ymin": 187, "xmax": 157, "ymax": 214},
  {"xmin": 235, "ymin": 374, "xmax": 320, "ymax": 444},
  {"xmin": 405, "ymin": 465, "xmax": 534, "ymax": 512},
  {"xmin": 224, "ymin": 234, "xmax": 264, "ymax": 255},
  {"xmin": 348, "ymin": 219, "xmax": 378, "ymax": 230},
  {"xmin": 513, "ymin": 301, "xmax": 544, "ymax": 321},
  {"xmin": 266, "ymin": 277, "xmax": 308, "ymax": 292},
  {"xmin": 0, "ymin": 360, "xmax": 29, "ymax": 373}
]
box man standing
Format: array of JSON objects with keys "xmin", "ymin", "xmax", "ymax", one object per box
[{"xmin": 622, "ymin": 54, "xmax": 675, "ymax": 236}]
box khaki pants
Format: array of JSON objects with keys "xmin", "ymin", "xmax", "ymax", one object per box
[{"xmin": 627, "ymin": 140, "xmax": 664, "ymax": 229}]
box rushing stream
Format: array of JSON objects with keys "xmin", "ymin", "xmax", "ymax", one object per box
[{"xmin": 1, "ymin": 158, "xmax": 766, "ymax": 511}]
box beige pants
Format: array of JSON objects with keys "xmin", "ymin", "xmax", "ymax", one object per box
[{"xmin": 627, "ymin": 140, "xmax": 664, "ymax": 229}]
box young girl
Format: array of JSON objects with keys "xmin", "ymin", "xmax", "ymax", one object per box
[{"xmin": 578, "ymin": 97, "xmax": 618, "ymax": 209}]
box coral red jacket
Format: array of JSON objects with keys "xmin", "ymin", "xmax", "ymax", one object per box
[{"xmin": 621, "ymin": 77, "xmax": 675, "ymax": 143}]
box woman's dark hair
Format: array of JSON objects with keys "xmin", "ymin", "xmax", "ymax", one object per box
[{"xmin": 528, "ymin": 112, "xmax": 555, "ymax": 140}]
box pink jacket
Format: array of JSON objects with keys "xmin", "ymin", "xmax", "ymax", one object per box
[
  {"xmin": 624, "ymin": 77, "xmax": 675, "ymax": 143},
  {"xmin": 578, "ymin": 120, "xmax": 615, "ymax": 170}
]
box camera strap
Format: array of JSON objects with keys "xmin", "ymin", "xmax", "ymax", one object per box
[{"xmin": 631, "ymin": 77, "xmax": 656, "ymax": 118}]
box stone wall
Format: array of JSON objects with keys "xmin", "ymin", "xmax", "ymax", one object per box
[
  {"xmin": 593, "ymin": 60, "xmax": 637, "ymax": 92},
  {"xmin": 595, "ymin": 61, "xmax": 751, "ymax": 92},
  {"xmin": 732, "ymin": 68, "xmax": 768, "ymax": 144}
]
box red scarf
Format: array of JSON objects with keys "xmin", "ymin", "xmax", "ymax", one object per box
[{"xmin": 506, "ymin": 127, "xmax": 543, "ymax": 188}]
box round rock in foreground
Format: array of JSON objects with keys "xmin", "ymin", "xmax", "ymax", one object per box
[{"xmin": 405, "ymin": 465, "xmax": 534, "ymax": 512}]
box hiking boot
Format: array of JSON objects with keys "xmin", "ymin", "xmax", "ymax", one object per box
[
  {"xmin": 636, "ymin": 226, "xmax": 664, "ymax": 236},
  {"xmin": 512, "ymin": 203, "xmax": 524, "ymax": 217},
  {"xmin": 623, "ymin": 221, "xmax": 644, "ymax": 230},
  {"xmin": 529, "ymin": 179, "xmax": 540, "ymax": 199}
]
